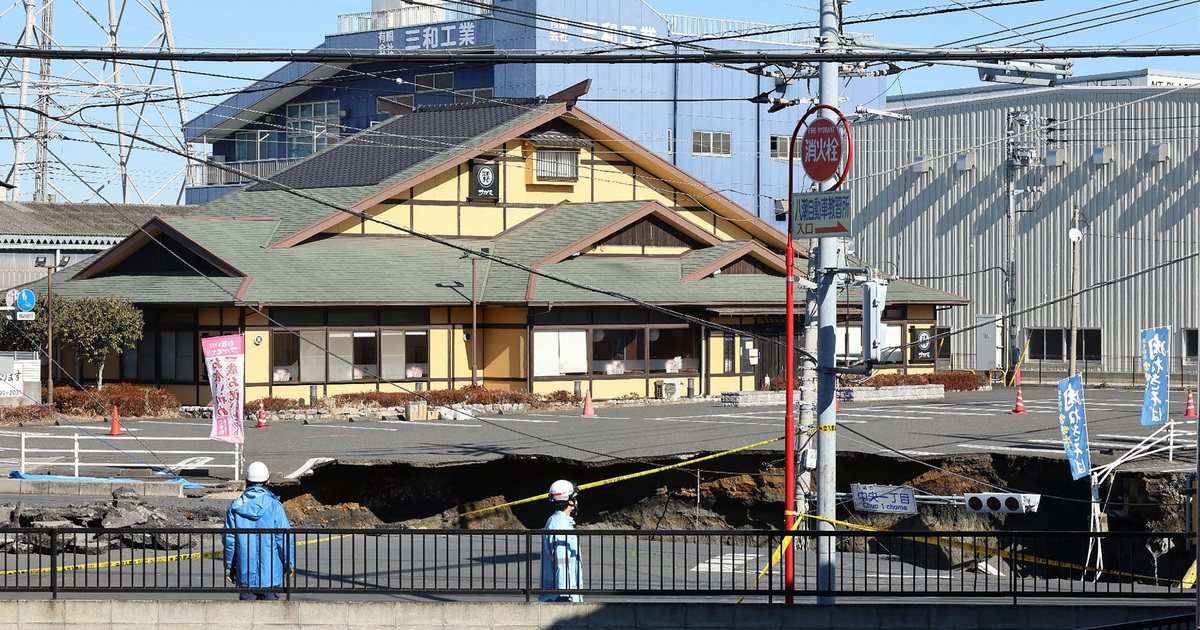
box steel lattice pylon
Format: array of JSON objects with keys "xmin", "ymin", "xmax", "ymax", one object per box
[{"xmin": 0, "ymin": 0, "xmax": 189, "ymax": 203}]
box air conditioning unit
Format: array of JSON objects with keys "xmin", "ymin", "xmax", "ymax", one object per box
[{"xmin": 657, "ymin": 379, "xmax": 684, "ymax": 401}]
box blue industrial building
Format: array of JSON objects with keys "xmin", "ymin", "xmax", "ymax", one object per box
[{"xmin": 183, "ymin": 0, "xmax": 887, "ymax": 227}]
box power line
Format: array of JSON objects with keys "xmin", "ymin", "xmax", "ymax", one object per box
[{"xmin": 1, "ymin": 45, "xmax": 1198, "ymax": 64}]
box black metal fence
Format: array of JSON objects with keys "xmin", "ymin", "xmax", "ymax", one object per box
[{"xmin": 0, "ymin": 527, "xmax": 1191, "ymax": 601}]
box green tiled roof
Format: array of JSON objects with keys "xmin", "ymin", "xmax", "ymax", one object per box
[
  {"xmin": 187, "ymin": 101, "xmax": 560, "ymax": 246},
  {"xmin": 43, "ymin": 102, "xmax": 965, "ymax": 311}
]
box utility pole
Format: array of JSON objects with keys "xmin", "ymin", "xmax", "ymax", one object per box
[
  {"xmin": 1003, "ymin": 110, "xmax": 1039, "ymax": 376},
  {"xmin": 815, "ymin": 0, "xmax": 840, "ymax": 603}
]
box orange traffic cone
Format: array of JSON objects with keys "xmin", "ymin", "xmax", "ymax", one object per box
[
  {"xmin": 108, "ymin": 405, "xmax": 123, "ymax": 436},
  {"xmin": 835, "ymin": 394, "xmax": 841, "ymax": 413},
  {"xmin": 1012, "ymin": 386, "xmax": 1027, "ymax": 415},
  {"xmin": 581, "ymin": 390, "xmax": 596, "ymax": 418},
  {"xmin": 255, "ymin": 399, "xmax": 269, "ymax": 428},
  {"xmin": 1185, "ymin": 389, "xmax": 1197, "ymax": 419}
]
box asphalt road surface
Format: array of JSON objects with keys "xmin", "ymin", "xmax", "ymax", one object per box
[{"xmin": 0, "ymin": 386, "xmax": 1193, "ymax": 484}]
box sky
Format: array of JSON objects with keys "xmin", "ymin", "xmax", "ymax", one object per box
[
  {"xmin": 158, "ymin": 0, "xmax": 1200, "ymax": 97},
  {"xmin": 2, "ymin": 0, "xmax": 1197, "ymax": 203}
]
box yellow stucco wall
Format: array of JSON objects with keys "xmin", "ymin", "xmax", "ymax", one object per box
[
  {"xmin": 244, "ymin": 331, "xmax": 270, "ymax": 385},
  {"xmin": 587, "ymin": 245, "xmax": 690, "ymax": 256},
  {"xmin": 429, "ymin": 328, "xmax": 451, "ymax": 380},
  {"xmin": 269, "ymin": 385, "xmax": 314, "ymax": 403},
  {"xmin": 530, "ymin": 379, "xmax": 651, "ymax": 400},
  {"xmin": 908, "ymin": 304, "xmax": 936, "ymax": 320},
  {"xmin": 364, "ymin": 203, "xmax": 411, "ymax": 234},
  {"xmin": 198, "ymin": 308, "xmax": 223, "ymax": 326},
  {"xmin": 162, "ymin": 383, "xmax": 199, "ymax": 405},
  {"xmin": 483, "ymin": 328, "xmax": 526, "ymax": 379},
  {"xmin": 461, "ymin": 205, "xmax": 506, "ymax": 236}
]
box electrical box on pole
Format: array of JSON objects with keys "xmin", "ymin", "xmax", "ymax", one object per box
[{"xmin": 862, "ymin": 280, "xmax": 887, "ymax": 363}]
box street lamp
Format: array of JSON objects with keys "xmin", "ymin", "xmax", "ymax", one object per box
[
  {"xmin": 33, "ymin": 250, "xmax": 69, "ymax": 406},
  {"xmin": 459, "ymin": 248, "xmax": 489, "ymax": 387},
  {"xmin": 1067, "ymin": 206, "xmax": 1086, "ymax": 378}
]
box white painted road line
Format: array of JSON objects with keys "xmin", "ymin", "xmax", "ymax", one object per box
[
  {"xmin": 374, "ymin": 421, "xmax": 482, "ymax": 428},
  {"xmin": 138, "ymin": 420, "xmax": 212, "ymax": 427},
  {"xmin": 1026, "ymin": 438, "xmax": 1145, "ymax": 449},
  {"xmin": 474, "ymin": 417, "xmax": 560, "ymax": 424},
  {"xmin": 286, "ymin": 457, "xmax": 335, "ymax": 479},
  {"xmin": 957, "ymin": 444, "xmax": 1062, "ymax": 455}
]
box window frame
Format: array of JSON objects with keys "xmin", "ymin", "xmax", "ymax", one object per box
[
  {"xmin": 1027, "ymin": 328, "xmax": 1102, "ymax": 362},
  {"xmin": 769, "ymin": 135, "xmax": 793, "ymax": 160},
  {"xmin": 414, "ymin": 72, "xmax": 454, "ymax": 93},
  {"xmin": 285, "ymin": 100, "xmax": 339, "ymax": 159},
  {"xmin": 692, "ymin": 130, "xmax": 732, "ymax": 157},
  {"xmin": 535, "ymin": 148, "xmax": 580, "ymax": 182}
]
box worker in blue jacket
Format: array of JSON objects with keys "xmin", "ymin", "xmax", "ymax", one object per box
[
  {"xmin": 224, "ymin": 461, "xmax": 295, "ymax": 600},
  {"xmin": 540, "ymin": 479, "xmax": 583, "ymax": 602}
]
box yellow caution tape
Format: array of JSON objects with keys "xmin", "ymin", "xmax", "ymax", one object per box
[
  {"xmin": 419, "ymin": 435, "xmax": 785, "ymax": 525},
  {"xmin": 1182, "ymin": 560, "xmax": 1197, "ymax": 589},
  {"xmin": 0, "ymin": 534, "xmax": 350, "ymax": 577},
  {"xmin": 744, "ymin": 511, "xmax": 1158, "ymax": 586}
]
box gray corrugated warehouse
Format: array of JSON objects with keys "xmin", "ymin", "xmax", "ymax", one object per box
[{"xmin": 847, "ymin": 69, "xmax": 1199, "ymax": 382}]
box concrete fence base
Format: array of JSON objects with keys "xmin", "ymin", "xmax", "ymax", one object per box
[
  {"xmin": 0, "ymin": 600, "xmax": 1186, "ymax": 629},
  {"xmin": 840, "ymin": 384, "xmax": 945, "ymax": 402},
  {"xmin": 721, "ymin": 384, "xmax": 946, "ymax": 407}
]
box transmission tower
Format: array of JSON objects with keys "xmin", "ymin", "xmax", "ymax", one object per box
[{"xmin": 1, "ymin": 0, "xmax": 190, "ymax": 203}]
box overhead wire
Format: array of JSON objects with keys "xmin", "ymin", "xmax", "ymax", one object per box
[
  {"xmin": 4, "ymin": 11, "xmax": 1195, "ymax": 496},
  {"xmin": 6, "ymin": 103, "xmax": 799, "ymax": 478},
  {"xmin": 27, "ymin": 96, "xmax": 1200, "ymax": 509}
]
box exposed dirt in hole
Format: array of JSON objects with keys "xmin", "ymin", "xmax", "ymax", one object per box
[{"xmin": 273, "ymin": 452, "xmax": 1187, "ymax": 535}]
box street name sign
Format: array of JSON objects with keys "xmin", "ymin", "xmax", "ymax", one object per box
[
  {"xmin": 851, "ymin": 483, "xmax": 917, "ymax": 515},
  {"xmin": 792, "ymin": 189, "xmax": 852, "ymax": 238}
]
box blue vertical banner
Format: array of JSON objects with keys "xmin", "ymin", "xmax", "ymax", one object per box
[
  {"xmin": 1139, "ymin": 327, "xmax": 1170, "ymax": 426},
  {"xmin": 1057, "ymin": 375, "xmax": 1091, "ymax": 480}
]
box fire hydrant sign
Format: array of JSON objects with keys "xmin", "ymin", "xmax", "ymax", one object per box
[
  {"xmin": 202, "ymin": 334, "xmax": 245, "ymax": 444},
  {"xmin": 801, "ymin": 118, "xmax": 842, "ymax": 182},
  {"xmin": 851, "ymin": 483, "xmax": 917, "ymax": 515},
  {"xmin": 792, "ymin": 190, "xmax": 852, "ymax": 238}
]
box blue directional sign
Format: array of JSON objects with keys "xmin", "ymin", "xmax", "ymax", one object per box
[{"xmin": 15, "ymin": 289, "xmax": 35, "ymax": 312}]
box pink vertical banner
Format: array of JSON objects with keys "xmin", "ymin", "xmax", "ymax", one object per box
[{"xmin": 202, "ymin": 334, "xmax": 245, "ymax": 444}]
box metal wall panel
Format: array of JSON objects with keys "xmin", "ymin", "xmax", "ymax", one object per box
[{"xmin": 851, "ymin": 86, "xmax": 1200, "ymax": 373}]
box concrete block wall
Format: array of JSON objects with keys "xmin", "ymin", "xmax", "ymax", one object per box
[
  {"xmin": 0, "ymin": 600, "xmax": 1187, "ymax": 629},
  {"xmin": 721, "ymin": 384, "xmax": 946, "ymax": 407}
]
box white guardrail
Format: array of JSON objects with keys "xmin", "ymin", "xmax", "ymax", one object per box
[{"xmin": 0, "ymin": 432, "xmax": 243, "ymax": 481}]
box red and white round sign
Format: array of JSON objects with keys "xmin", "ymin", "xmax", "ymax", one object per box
[{"xmin": 800, "ymin": 118, "xmax": 843, "ymax": 182}]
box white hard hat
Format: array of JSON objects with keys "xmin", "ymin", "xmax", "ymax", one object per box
[
  {"xmin": 246, "ymin": 461, "xmax": 270, "ymax": 483},
  {"xmin": 548, "ymin": 479, "xmax": 578, "ymax": 503}
]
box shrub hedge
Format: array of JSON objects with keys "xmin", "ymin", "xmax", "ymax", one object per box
[
  {"xmin": 50, "ymin": 383, "xmax": 180, "ymax": 416},
  {"xmin": 326, "ymin": 386, "xmax": 543, "ymax": 408},
  {"xmin": 848, "ymin": 371, "xmax": 986, "ymax": 392}
]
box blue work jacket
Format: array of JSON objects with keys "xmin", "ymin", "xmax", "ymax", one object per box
[
  {"xmin": 223, "ymin": 485, "xmax": 295, "ymax": 589},
  {"xmin": 539, "ymin": 510, "xmax": 583, "ymax": 602}
]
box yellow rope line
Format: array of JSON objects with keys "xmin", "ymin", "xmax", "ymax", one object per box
[
  {"xmin": 0, "ymin": 534, "xmax": 351, "ymax": 576},
  {"xmin": 412, "ymin": 436, "xmax": 785, "ymax": 525}
]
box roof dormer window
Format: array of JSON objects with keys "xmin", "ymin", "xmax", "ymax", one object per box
[{"xmin": 535, "ymin": 148, "xmax": 579, "ymax": 182}]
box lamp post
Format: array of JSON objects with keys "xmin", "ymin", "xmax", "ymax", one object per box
[
  {"xmin": 460, "ymin": 251, "xmax": 485, "ymax": 387},
  {"xmin": 33, "ymin": 250, "xmax": 69, "ymax": 406},
  {"xmin": 1067, "ymin": 206, "xmax": 1082, "ymax": 378},
  {"xmin": 470, "ymin": 256, "xmax": 478, "ymax": 386}
]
